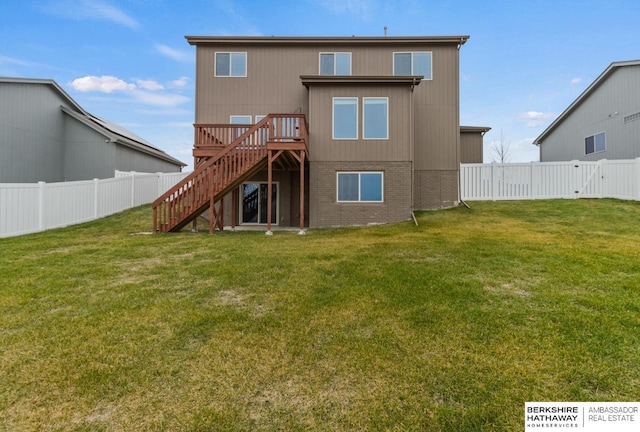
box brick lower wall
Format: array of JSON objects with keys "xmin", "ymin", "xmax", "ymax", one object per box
[
  {"xmin": 413, "ymin": 169, "xmax": 459, "ymax": 210},
  {"xmin": 309, "ymin": 161, "xmax": 412, "ymax": 228}
]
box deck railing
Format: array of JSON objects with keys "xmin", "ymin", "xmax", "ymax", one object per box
[{"xmin": 153, "ymin": 114, "xmax": 307, "ymax": 233}]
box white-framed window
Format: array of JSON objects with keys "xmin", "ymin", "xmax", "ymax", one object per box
[
  {"xmin": 333, "ymin": 97, "xmax": 358, "ymax": 140},
  {"xmin": 320, "ymin": 52, "xmax": 352, "ymax": 75},
  {"xmin": 393, "ymin": 52, "xmax": 432, "ymax": 80},
  {"xmin": 230, "ymin": 115, "xmax": 252, "ymax": 124},
  {"xmin": 363, "ymin": 97, "xmax": 389, "ymax": 139},
  {"xmin": 337, "ymin": 172, "xmax": 384, "ymax": 203},
  {"xmin": 215, "ymin": 52, "xmax": 247, "ymax": 77},
  {"xmin": 585, "ymin": 132, "xmax": 606, "ymax": 154},
  {"xmin": 255, "ymin": 115, "xmax": 266, "ymax": 123}
]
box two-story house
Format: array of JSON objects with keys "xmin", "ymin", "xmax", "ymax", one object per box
[
  {"xmin": 153, "ymin": 36, "xmax": 481, "ymax": 233},
  {"xmin": 534, "ymin": 60, "xmax": 640, "ymax": 162}
]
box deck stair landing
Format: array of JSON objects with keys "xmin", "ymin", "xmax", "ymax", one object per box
[{"xmin": 153, "ymin": 114, "xmax": 308, "ymax": 233}]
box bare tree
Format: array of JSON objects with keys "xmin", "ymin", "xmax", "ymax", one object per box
[{"xmin": 490, "ymin": 130, "xmax": 511, "ymax": 163}]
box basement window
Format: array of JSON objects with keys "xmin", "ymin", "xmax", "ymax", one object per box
[
  {"xmin": 337, "ymin": 172, "xmax": 384, "ymax": 202},
  {"xmin": 215, "ymin": 52, "xmax": 247, "ymax": 77},
  {"xmin": 585, "ymin": 132, "xmax": 606, "ymax": 154}
]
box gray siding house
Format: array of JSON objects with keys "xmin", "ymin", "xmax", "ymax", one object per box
[
  {"xmin": 154, "ymin": 35, "xmax": 488, "ymax": 232},
  {"xmin": 0, "ymin": 77, "xmax": 185, "ymax": 183},
  {"xmin": 534, "ymin": 60, "xmax": 640, "ymax": 161}
]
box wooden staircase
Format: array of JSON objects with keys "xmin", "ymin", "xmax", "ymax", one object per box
[{"xmin": 153, "ymin": 114, "xmax": 308, "ymax": 233}]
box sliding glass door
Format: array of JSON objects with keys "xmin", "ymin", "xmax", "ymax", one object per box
[{"xmin": 241, "ymin": 182, "xmax": 278, "ymax": 224}]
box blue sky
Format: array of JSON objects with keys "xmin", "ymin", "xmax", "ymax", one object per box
[{"xmin": 1, "ymin": 0, "xmax": 639, "ymax": 169}]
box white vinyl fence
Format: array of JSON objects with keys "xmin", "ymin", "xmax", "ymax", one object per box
[
  {"xmin": 1, "ymin": 171, "xmax": 189, "ymax": 238},
  {"xmin": 461, "ymin": 159, "xmax": 640, "ymax": 201}
]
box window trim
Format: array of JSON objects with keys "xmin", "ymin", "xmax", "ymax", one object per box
[
  {"xmin": 336, "ymin": 171, "xmax": 384, "ymax": 203},
  {"xmin": 585, "ymin": 131, "xmax": 606, "ymax": 155},
  {"xmin": 332, "ymin": 97, "xmax": 359, "ymax": 140},
  {"xmin": 393, "ymin": 51, "xmax": 433, "ymax": 80},
  {"xmin": 319, "ymin": 52, "xmax": 352, "ymax": 75},
  {"xmin": 362, "ymin": 97, "xmax": 389, "ymax": 140},
  {"xmin": 214, "ymin": 52, "xmax": 247, "ymax": 77}
]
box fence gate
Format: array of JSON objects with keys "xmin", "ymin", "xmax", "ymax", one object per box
[{"xmin": 461, "ymin": 159, "xmax": 640, "ymax": 201}]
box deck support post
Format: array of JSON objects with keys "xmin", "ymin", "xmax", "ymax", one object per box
[
  {"xmin": 209, "ymin": 199, "xmax": 224, "ymax": 234},
  {"xmin": 299, "ymin": 150, "xmax": 306, "ymax": 234},
  {"xmin": 266, "ymin": 150, "xmax": 274, "ymax": 235},
  {"xmin": 209, "ymin": 196, "xmax": 215, "ymax": 234},
  {"xmin": 231, "ymin": 187, "xmax": 238, "ymax": 230}
]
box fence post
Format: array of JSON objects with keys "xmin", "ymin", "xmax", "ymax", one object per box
[
  {"xmin": 157, "ymin": 172, "xmax": 163, "ymax": 196},
  {"xmin": 94, "ymin": 178, "xmax": 99, "ymax": 218},
  {"xmin": 599, "ymin": 159, "xmax": 606, "ymax": 198},
  {"xmin": 490, "ymin": 162, "xmax": 495, "ymax": 200},
  {"xmin": 38, "ymin": 181, "xmax": 45, "ymax": 230},
  {"xmin": 636, "ymin": 158, "xmax": 640, "ymax": 201},
  {"xmin": 130, "ymin": 171, "xmax": 136, "ymax": 207}
]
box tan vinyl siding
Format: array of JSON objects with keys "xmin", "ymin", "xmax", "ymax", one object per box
[
  {"xmin": 195, "ymin": 45, "xmax": 314, "ymax": 123},
  {"xmin": 412, "ymin": 47, "xmax": 460, "ymax": 171},
  {"xmin": 460, "ymin": 130, "xmax": 485, "ymax": 163},
  {"xmin": 307, "ymin": 85, "xmax": 412, "ymax": 162},
  {"xmin": 190, "ymin": 36, "xmax": 465, "ymax": 216}
]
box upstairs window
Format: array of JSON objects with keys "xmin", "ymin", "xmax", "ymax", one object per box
[
  {"xmin": 333, "ymin": 97, "xmax": 358, "ymax": 139},
  {"xmin": 585, "ymin": 132, "xmax": 606, "ymax": 154},
  {"xmin": 215, "ymin": 52, "xmax": 247, "ymax": 77},
  {"xmin": 320, "ymin": 52, "xmax": 352, "ymax": 75},
  {"xmin": 363, "ymin": 98, "xmax": 388, "ymax": 139},
  {"xmin": 393, "ymin": 52, "xmax": 432, "ymax": 80}
]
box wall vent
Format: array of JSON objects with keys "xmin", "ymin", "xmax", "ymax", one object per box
[{"xmin": 624, "ymin": 111, "xmax": 640, "ymax": 123}]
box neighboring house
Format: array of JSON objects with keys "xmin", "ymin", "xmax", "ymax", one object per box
[
  {"xmin": 534, "ymin": 60, "xmax": 640, "ymax": 162},
  {"xmin": 460, "ymin": 126, "xmax": 491, "ymax": 163},
  {"xmin": 154, "ymin": 35, "xmax": 487, "ymax": 232},
  {"xmin": 0, "ymin": 77, "xmax": 185, "ymax": 183}
]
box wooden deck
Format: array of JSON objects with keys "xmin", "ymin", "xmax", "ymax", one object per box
[{"xmin": 153, "ymin": 114, "xmax": 308, "ymax": 234}]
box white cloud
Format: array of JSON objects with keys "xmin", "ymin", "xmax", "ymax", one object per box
[
  {"xmin": 168, "ymin": 76, "xmax": 190, "ymax": 88},
  {"xmin": 69, "ymin": 75, "xmax": 136, "ymax": 93},
  {"xmin": 136, "ymin": 79, "xmax": 164, "ymax": 91},
  {"xmin": 68, "ymin": 75, "xmax": 190, "ymax": 107},
  {"xmin": 36, "ymin": 0, "xmax": 139, "ymax": 29},
  {"xmin": 518, "ymin": 111, "xmax": 555, "ymax": 128},
  {"xmin": 570, "ymin": 77, "xmax": 582, "ymax": 85},
  {"xmin": 132, "ymin": 91, "xmax": 190, "ymax": 107},
  {"xmin": 155, "ymin": 44, "xmax": 192, "ymax": 62}
]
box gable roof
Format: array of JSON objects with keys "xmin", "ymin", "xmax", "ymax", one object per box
[
  {"xmin": 0, "ymin": 77, "xmax": 186, "ymax": 167},
  {"xmin": 533, "ymin": 60, "xmax": 640, "ymax": 145}
]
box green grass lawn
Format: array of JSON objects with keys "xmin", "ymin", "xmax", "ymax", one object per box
[{"xmin": 1, "ymin": 199, "xmax": 639, "ymax": 431}]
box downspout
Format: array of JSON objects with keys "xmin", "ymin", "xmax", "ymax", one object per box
[
  {"xmin": 410, "ymin": 77, "xmax": 418, "ymax": 226},
  {"xmin": 455, "ymin": 42, "xmax": 470, "ymax": 210}
]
